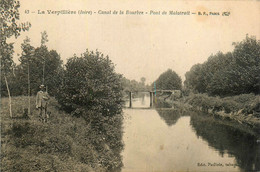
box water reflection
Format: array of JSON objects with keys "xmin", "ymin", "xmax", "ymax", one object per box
[
  {"xmin": 156, "ymin": 109, "xmax": 182, "ymax": 126},
  {"xmin": 154, "ymin": 98, "xmax": 172, "ymax": 108},
  {"xmin": 130, "ymin": 93, "xmax": 150, "ymax": 108},
  {"xmin": 122, "ymin": 97, "xmax": 259, "ymax": 171},
  {"xmin": 141, "ymin": 94, "xmax": 145, "ymax": 105},
  {"xmin": 190, "ymin": 112, "xmax": 260, "ymax": 172},
  {"xmin": 123, "ymin": 112, "xmax": 239, "ymax": 171}
]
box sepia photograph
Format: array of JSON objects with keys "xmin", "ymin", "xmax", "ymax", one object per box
[{"xmin": 1, "ymin": 0, "xmax": 260, "ymax": 171}]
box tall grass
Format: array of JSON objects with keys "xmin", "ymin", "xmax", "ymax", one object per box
[{"xmin": 1, "ymin": 96, "xmax": 123, "ymax": 171}]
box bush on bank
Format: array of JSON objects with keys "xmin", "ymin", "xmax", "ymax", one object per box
[
  {"xmin": 56, "ymin": 50, "xmax": 124, "ymax": 117},
  {"xmin": 185, "ymin": 93, "xmax": 260, "ymax": 116},
  {"xmin": 55, "ymin": 50, "xmax": 125, "ymax": 171}
]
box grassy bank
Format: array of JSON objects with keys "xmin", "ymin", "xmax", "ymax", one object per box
[
  {"xmin": 1, "ymin": 96, "xmax": 123, "ymax": 172},
  {"xmin": 155, "ymin": 93, "xmax": 260, "ymax": 130},
  {"xmin": 185, "ymin": 93, "xmax": 260, "ymax": 128}
]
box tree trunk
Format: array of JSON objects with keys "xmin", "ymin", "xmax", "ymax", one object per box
[
  {"xmin": 4, "ymin": 75, "xmax": 12, "ymax": 118},
  {"xmin": 28, "ymin": 63, "xmax": 31, "ymax": 115},
  {"xmin": 42, "ymin": 61, "xmax": 45, "ymax": 84}
]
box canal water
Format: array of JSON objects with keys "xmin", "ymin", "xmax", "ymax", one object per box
[{"xmin": 121, "ymin": 95, "xmax": 259, "ymax": 172}]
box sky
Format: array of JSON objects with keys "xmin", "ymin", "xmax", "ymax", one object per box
[{"xmin": 10, "ymin": 0, "xmax": 260, "ymax": 84}]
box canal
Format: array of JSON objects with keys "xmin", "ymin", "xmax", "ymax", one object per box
[{"xmin": 121, "ymin": 95, "xmax": 259, "ymax": 172}]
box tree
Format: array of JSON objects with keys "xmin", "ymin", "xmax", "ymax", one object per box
[
  {"xmin": 17, "ymin": 32, "xmax": 63, "ymax": 96},
  {"xmin": 154, "ymin": 69, "xmax": 182, "ymax": 90},
  {"xmin": 0, "ymin": 43, "xmax": 14, "ymax": 117},
  {"xmin": 56, "ymin": 50, "xmax": 124, "ymax": 117},
  {"xmin": 121, "ymin": 77, "xmax": 150, "ymax": 93},
  {"xmin": 40, "ymin": 31, "xmax": 48, "ymax": 46},
  {"xmin": 43, "ymin": 50, "xmax": 63, "ymax": 95},
  {"xmin": 0, "ymin": 0, "xmax": 30, "ymax": 117},
  {"xmin": 20, "ymin": 37, "xmax": 35, "ymax": 115},
  {"xmin": 55, "ymin": 50, "xmax": 125, "ymax": 171},
  {"xmin": 184, "ymin": 64, "xmax": 204, "ymax": 93},
  {"xmin": 232, "ymin": 35, "xmax": 260, "ymax": 94},
  {"xmin": 140, "ymin": 77, "xmax": 146, "ymax": 85},
  {"xmin": 184, "ymin": 35, "xmax": 260, "ymax": 96},
  {"xmin": 40, "ymin": 31, "xmax": 49, "ymax": 85},
  {"xmin": 207, "ymin": 36, "xmax": 260, "ymax": 96}
]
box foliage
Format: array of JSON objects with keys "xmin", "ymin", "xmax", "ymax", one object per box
[
  {"xmin": 1, "ymin": 96, "xmax": 123, "ymax": 172},
  {"xmin": 56, "ymin": 50, "xmax": 124, "ymax": 117},
  {"xmin": 1, "ymin": 33, "xmax": 63, "ymax": 97},
  {"xmin": 140, "ymin": 77, "xmax": 146, "ymax": 85},
  {"xmin": 40, "ymin": 31, "xmax": 48, "ymax": 46},
  {"xmin": 186, "ymin": 93, "xmax": 260, "ymax": 116},
  {"xmin": 0, "ymin": 0, "xmax": 30, "ymax": 74},
  {"xmin": 18, "ymin": 32, "xmax": 63, "ymax": 96},
  {"xmin": 154, "ymin": 69, "xmax": 182, "ymax": 90},
  {"xmin": 55, "ymin": 50, "xmax": 124, "ymax": 171},
  {"xmin": 21, "ymin": 46, "xmax": 63, "ymax": 96},
  {"xmin": 0, "ymin": 0, "xmax": 31, "ymax": 117},
  {"xmin": 184, "ymin": 64, "xmax": 203, "ymax": 93},
  {"xmin": 121, "ymin": 77, "xmax": 151, "ymax": 94},
  {"xmin": 184, "ymin": 35, "xmax": 260, "ymax": 96}
]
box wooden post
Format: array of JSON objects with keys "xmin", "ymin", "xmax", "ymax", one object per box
[
  {"xmin": 129, "ymin": 91, "xmax": 132, "ymax": 108},
  {"xmin": 150, "ymin": 91, "xmax": 153, "ymax": 107}
]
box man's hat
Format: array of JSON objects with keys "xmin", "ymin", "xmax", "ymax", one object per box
[{"xmin": 40, "ymin": 84, "xmax": 45, "ymax": 88}]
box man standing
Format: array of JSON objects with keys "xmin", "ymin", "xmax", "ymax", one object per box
[{"xmin": 36, "ymin": 85, "xmax": 50, "ymax": 122}]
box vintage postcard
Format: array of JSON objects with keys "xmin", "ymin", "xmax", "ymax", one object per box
[{"xmin": 1, "ymin": 0, "xmax": 259, "ymax": 171}]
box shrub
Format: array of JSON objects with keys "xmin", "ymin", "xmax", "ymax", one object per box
[
  {"xmin": 55, "ymin": 50, "xmax": 124, "ymax": 171},
  {"xmin": 56, "ymin": 50, "xmax": 124, "ymax": 117},
  {"xmin": 186, "ymin": 93, "xmax": 260, "ymax": 115}
]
